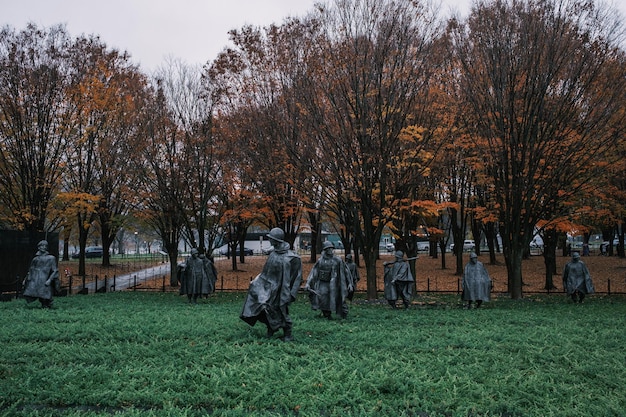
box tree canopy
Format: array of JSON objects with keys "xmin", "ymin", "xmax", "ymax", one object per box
[{"xmin": 1, "ymin": 0, "xmax": 625, "ymax": 299}]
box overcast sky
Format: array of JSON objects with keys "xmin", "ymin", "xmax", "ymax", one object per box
[
  {"xmin": 2, "ymin": 0, "xmax": 623, "ymax": 74},
  {"xmin": 0, "ymin": 0, "xmax": 472, "ymax": 73}
]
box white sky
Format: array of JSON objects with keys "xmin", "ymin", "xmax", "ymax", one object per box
[{"xmin": 1, "ymin": 0, "xmax": 624, "ymax": 74}]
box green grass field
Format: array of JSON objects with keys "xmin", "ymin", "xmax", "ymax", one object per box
[{"xmin": 0, "ymin": 292, "xmax": 624, "ymax": 416}]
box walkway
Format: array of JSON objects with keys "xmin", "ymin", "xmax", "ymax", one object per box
[{"xmin": 72, "ymin": 264, "xmax": 171, "ymax": 293}]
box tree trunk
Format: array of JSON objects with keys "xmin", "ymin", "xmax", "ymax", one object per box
[
  {"xmin": 363, "ymin": 248, "xmax": 378, "ymax": 300},
  {"xmin": 238, "ymin": 234, "xmax": 246, "ymax": 264},
  {"xmin": 504, "ymin": 249, "xmax": 524, "ymax": 299},
  {"xmin": 471, "ymin": 218, "xmax": 483, "ymax": 256},
  {"xmin": 309, "ymin": 214, "xmax": 321, "ymax": 264},
  {"xmin": 617, "ymin": 221, "xmax": 625, "ymax": 258},
  {"xmin": 542, "ymin": 229, "xmax": 558, "ymax": 290},
  {"xmin": 230, "ymin": 242, "xmax": 237, "ymax": 271},
  {"xmin": 100, "ymin": 221, "xmax": 113, "ymax": 268},
  {"xmin": 77, "ymin": 216, "xmax": 89, "ymax": 277},
  {"xmin": 62, "ymin": 228, "xmax": 71, "ymax": 262},
  {"xmin": 439, "ymin": 241, "xmax": 447, "ymax": 270},
  {"xmin": 543, "ymin": 250, "xmax": 557, "ymax": 291},
  {"xmin": 163, "ymin": 233, "xmax": 180, "ymax": 287},
  {"xmin": 484, "ymin": 221, "xmax": 498, "ymax": 265},
  {"xmin": 168, "ymin": 251, "xmax": 179, "ymax": 287},
  {"xmin": 455, "ymin": 251, "xmax": 463, "ymax": 277}
]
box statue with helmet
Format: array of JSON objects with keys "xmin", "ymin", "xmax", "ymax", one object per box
[
  {"xmin": 179, "ymin": 248, "xmax": 216, "ymax": 304},
  {"xmin": 304, "ymin": 240, "xmax": 353, "ymax": 319},
  {"xmin": 240, "ymin": 227, "xmax": 302, "ymax": 341},
  {"xmin": 345, "ymin": 253, "xmax": 359, "ymax": 301},
  {"xmin": 562, "ymin": 251, "xmax": 594, "ymax": 303},
  {"xmin": 383, "ymin": 250, "xmax": 414, "ymax": 309},
  {"xmin": 462, "ymin": 252, "xmax": 492, "ymax": 309},
  {"xmin": 22, "ymin": 240, "xmax": 60, "ymax": 308}
]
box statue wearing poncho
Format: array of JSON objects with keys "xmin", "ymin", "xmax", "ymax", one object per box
[
  {"xmin": 462, "ymin": 252, "xmax": 492, "ymax": 308},
  {"xmin": 23, "ymin": 240, "xmax": 60, "ymax": 308},
  {"xmin": 384, "ymin": 251, "xmax": 414, "ymax": 309},
  {"xmin": 304, "ymin": 241, "xmax": 352, "ymax": 319},
  {"xmin": 179, "ymin": 248, "xmax": 214, "ymax": 303},
  {"xmin": 562, "ymin": 252, "xmax": 594, "ymax": 303},
  {"xmin": 240, "ymin": 228, "xmax": 302, "ymax": 341}
]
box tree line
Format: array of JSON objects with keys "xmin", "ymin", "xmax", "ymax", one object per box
[{"xmin": 1, "ymin": 0, "xmax": 625, "ymax": 299}]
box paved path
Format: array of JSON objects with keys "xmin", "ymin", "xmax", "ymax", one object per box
[{"xmin": 71, "ymin": 264, "xmax": 171, "ymax": 293}]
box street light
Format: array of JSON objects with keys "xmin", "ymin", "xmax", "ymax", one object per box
[{"xmin": 134, "ymin": 232, "xmax": 139, "ymax": 255}]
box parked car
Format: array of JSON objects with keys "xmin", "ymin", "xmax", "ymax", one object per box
[
  {"xmin": 416, "ymin": 241, "xmax": 430, "ymax": 252},
  {"xmin": 450, "ymin": 240, "xmax": 475, "ymax": 252},
  {"xmin": 386, "ymin": 243, "xmax": 395, "ymax": 252},
  {"xmin": 71, "ymin": 246, "xmax": 104, "ymax": 259},
  {"xmin": 219, "ymin": 246, "xmax": 253, "ymax": 256}
]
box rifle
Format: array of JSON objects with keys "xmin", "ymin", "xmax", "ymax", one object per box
[
  {"xmin": 301, "ymin": 287, "xmax": 319, "ymax": 296},
  {"xmin": 383, "ymin": 256, "xmax": 419, "ymax": 266}
]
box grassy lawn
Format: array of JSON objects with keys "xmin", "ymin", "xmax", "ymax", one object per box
[{"xmin": 0, "ymin": 292, "xmax": 624, "ymax": 416}]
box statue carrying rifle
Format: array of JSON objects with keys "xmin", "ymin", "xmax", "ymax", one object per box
[{"xmin": 383, "ymin": 251, "xmax": 415, "ymax": 309}]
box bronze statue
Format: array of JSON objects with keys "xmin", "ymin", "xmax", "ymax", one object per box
[
  {"xmin": 305, "ymin": 241, "xmax": 352, "ymax": 319},
  {"xmin": 179, "ymin": 248, "xmax": 215, "ymax": 304},
  {"xmin": 562, "ymin": 252, "xmax": 594, "ymax": 303},
  {"xmin": 345, "ymin": 253, "xmax": 359, "ymax": 301},
  {"xmin": 199, "ymin": 253, "xmax": 218, "ymax": 295},
  {"xmin": 240, "ymin": 228, "xmax": 302, "ymax": 341},
  {"xmin": 384, "ymin": 250, "xmax": 414, "ymax": 309},
  {"xmin": 461, "ymin": 252, "xmax": 491, "ymax": 309},
  {"xmin": 22, "ymin": 240, "xmax": 59, "ymax": 308}
]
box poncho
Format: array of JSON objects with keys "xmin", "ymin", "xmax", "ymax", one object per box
[
  {"xmin": 462, "ymin": 260, "xmax": 491, "ymax": 302},
  {"xmin": 383, "ymin": 260, "xmax": 414, "ymax": 301},
  {"xmin": 562, "ymin": 259, "xmax": 594, "ymax": 295},
  {"xmin": 23, "ymin": 250, "xmax": 59, "ymax": 301},
  {"xmin": 240, "ymin": 242, "xmax": 302, "ymax": 330},
  {"xmin": 305, "ymin": 253, "xmax": 352, "ymax": 314}
]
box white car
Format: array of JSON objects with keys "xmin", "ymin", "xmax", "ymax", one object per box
[
  {"xmin": 416, "ymin": 242, "xmax": 430, "ymax": 251},
  {"xmin": 450, "ymin": 240, "xmax": 475, "ymax": 252}
]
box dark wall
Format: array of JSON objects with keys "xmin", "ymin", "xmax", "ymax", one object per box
[{"xmin": 0, "ymin": 230, "xmax": 59, "ymax": 292}]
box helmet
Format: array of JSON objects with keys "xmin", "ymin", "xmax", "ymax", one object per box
[
  {"xmin": 322, "ymin": 241, "xmax": 335, "ymax": 250},
  {"xmin": 572, "ymin": 252, "xmax": 581, "ymax": 259},
  {"xmin": 266, "ymin": 227, "xmax": 285, "ymax": 243},
  {"xmin": 469, "ymin": 252, "xmax": 478, "ymax": 259},
  {"xmin": 345, "ymin": 254, "xmax": 353, "ymax": 261},
  {"xmin": 394, "ymin": 250, "xmax": 404, "ymax": 259}
]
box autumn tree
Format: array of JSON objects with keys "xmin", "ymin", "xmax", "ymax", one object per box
[
  {"xmin": 94, "ymin": 65, "xmax": 147, "ymax": 268},
  {"xmin": 155, "ymin": 59, "xmax": 224, "ymax": 255},
  {"xmin": 207, "ymin": 20, "xmax": 317, "ymax": 252},
  {"xmin": 300, "ymin": 0, "xmax": 443, "ymax": 299},
  {"xmin": 0, "ymin": 23, "xmax": 72, "ymax": 232},
  {"xmin": 450, "ymin": 0, "xmax": 626, "ymax": 298},
  {"xmin": 62, "ymin": 34, "xmax": 139, "ymax": 275},
  {"xmin": 599, "ymin": 98, "xmax": 626, "ymax": 258},
  {"xmin": 135, "ymin": 80, "xmax": 187, "ymax": 286}
]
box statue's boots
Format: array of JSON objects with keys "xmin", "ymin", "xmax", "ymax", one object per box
[
  {"xmin": 266, "ymin": 327, "xmax": 275, "ymax": 338},
  {"xmin": 282, "ymin": 325, "xmax": 293, "ymax": 342}
]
